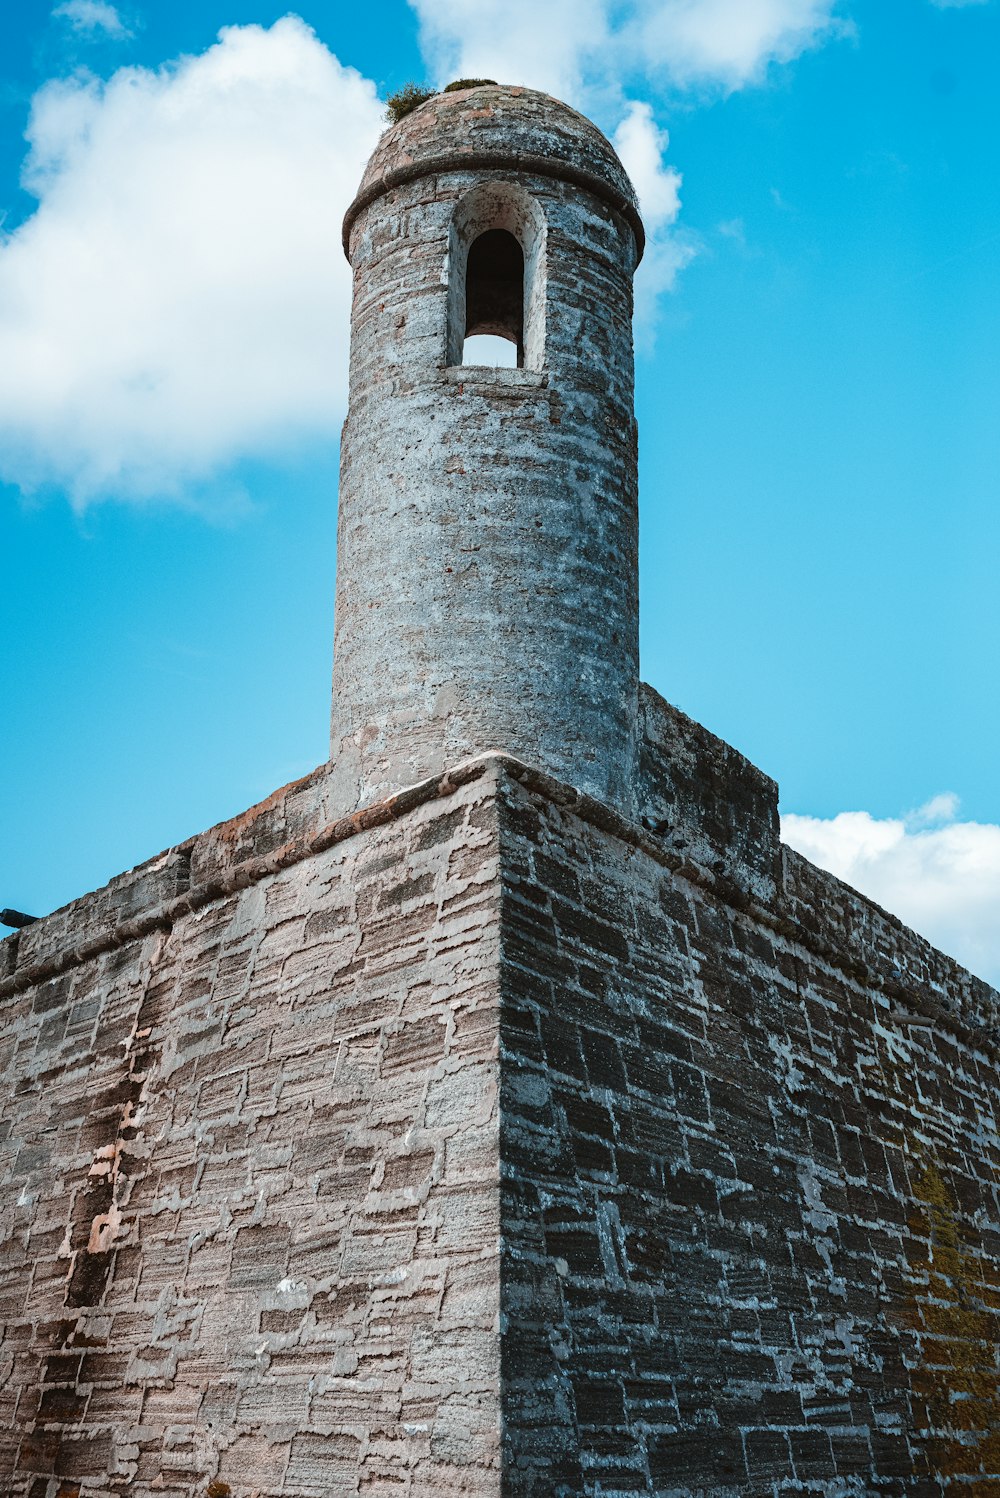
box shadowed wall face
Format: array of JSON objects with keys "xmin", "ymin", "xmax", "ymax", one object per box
[
  {"xmin": 496, "ymin": 768, "xmax": 1000, "ymax": 1498},
  {"xmin": 331, "ymin": 87, "xmax": 642, "ymax": 815}
]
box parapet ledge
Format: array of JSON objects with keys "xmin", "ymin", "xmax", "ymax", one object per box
[
  {"xmin": 6, "ymin": 846, "xmax": 192, "ymax": 985},
  {"xmin": 634, "ymin": 683, "xmax": 997, "ymax": 1046},
  {"xmin": 0, "ymin": 759, "xmax": 344, "ymax": 994},
  {"xmin": 638, "ymin": 682, "xmax": 781, "ymax": 906},
  {"xmin": 781, "ymin": 843, "xmax": 999, "ymax": 1046},
  {"xmin": 3, "ymin": 729, "xmax": 996, "ymax": 1060},
  {"xmin": 12, "ymin": 693, "xmax": 781, "ymax": 1001}
]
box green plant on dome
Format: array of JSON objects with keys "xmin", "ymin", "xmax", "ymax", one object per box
[
  {"xmin": 385, "ymin": 83, "xmax": 434, "ymax": 124},
  {"xmin": 385, "ymin": 78, "xmax": 500, "ymax": 126}
]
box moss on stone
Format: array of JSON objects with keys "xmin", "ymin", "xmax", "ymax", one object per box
[{"xmin": 385, "ymin": 83, "xmax": 434, "ymax": 124}]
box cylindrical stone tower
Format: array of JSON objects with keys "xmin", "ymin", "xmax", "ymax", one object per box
[{"xmin": 332, "ymin": 84, "xmax": 644, "ymax": 812}]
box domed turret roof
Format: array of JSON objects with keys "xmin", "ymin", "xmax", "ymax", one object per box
[{"xmin": 343, "ymin": 84, "xmax": 643, "ymax": 260}]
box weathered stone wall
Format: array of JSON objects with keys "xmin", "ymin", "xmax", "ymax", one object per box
[
  {"xmin": 0, "ymin": 764, "xmax": 503, "ymax": 1497},
  {"xmin": 638, "ymin": 683, "xmax": 781, "ymax": 907},
  {"xmin": 3, "ymin": 721, "xmax": 997, "ymax": 1498},
  {"xmin": 331, "ymin": 85, "xmax": 642, "ymax": 815},
  {"xmin": 497, "ymin": 743, "xmax": 1000, "ymax": 1497}
]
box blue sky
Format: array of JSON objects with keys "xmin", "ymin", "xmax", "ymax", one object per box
[{"xmin": 2, "ymin": 0, "xmax": 998, "ymax": 982}]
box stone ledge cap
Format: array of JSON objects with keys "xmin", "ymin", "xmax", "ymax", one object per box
[{"xmin": 3, "ymin": 751, "xmax": 996, "ymax": 1058}]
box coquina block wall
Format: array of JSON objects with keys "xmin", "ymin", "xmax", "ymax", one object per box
[
  {"xmin": 3, "ymin": 83, "xmax": 998, "ymax": 1498},
  {"xmin": 2, "ymin": 707, "xmax": 997, "ymax": 1496},
  {"xmin": 500, "ymin": 688, "xmax": 1000, "ymax": 1497},
  {"xmin": 0, "ymin": 766, "xmax": 505, "ymax": 1496}
]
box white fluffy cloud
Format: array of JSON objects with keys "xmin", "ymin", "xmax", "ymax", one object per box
[
  {"xmin": 410, "ymin": 0, "xmax": 610, "ymax": 102},
  {"xmin": 614, "ymin": 101, "xmax": 683, "ymax": 227},
  {"xmin": 612, "ymin": 102, "xmax": 693, "ymax": 326},
  {"xmin": 626, "ymin": 0, "xmax": 851, "ymax": 90},
  {"xmin": 53, "ymin": 1, "xmax": 130, "ymax": 38},
  {"xmin": 0, "ymin": 19, "xmax": 383, "ymax": 504},
  {"xmin": 782, "ymin": 798, "xmax": 1000, "ymax": 989},
  {"xmin": 408, "ymin": 0, "xmax": 849, "ymax": 96}
]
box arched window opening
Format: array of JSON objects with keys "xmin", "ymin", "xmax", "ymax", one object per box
[
  {"xmin": 446, "ymin": 183, "xmax": 546, "ymax": 371},
  {"xmin": 463, "ymin": 229, "xmax": 524, "ymax": 365}
]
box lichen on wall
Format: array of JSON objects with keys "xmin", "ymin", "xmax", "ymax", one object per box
[{"xmin": 903, "ymin": 1157, "xmax": 1000, "ymax": 1492}]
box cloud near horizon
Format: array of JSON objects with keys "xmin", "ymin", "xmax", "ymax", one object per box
[{"xmin": 782, "ymin": 797, "xmax": 1000, "ymax": 989}]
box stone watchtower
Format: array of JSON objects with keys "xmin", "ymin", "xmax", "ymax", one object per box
[
  {"xmin": 332, "ymin": 88, "xmax": 643, "ymax": 813},
  {"xmin": 2, "ymin": 85, "xmax": 999, "ymax": 1498}
]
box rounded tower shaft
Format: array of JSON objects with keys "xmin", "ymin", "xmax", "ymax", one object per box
[{"xmin": 331, "ymin": 85, "xmax": 644, "ymax": 812}]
